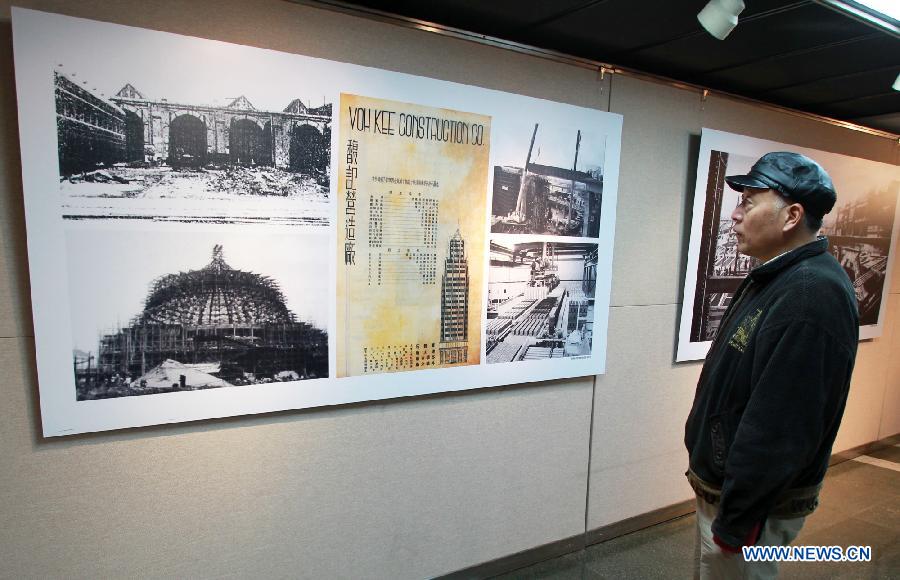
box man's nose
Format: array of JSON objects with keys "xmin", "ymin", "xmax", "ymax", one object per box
[{"xmin": 731, "ymin": 206, "xmax": 742, "ymax": 222}]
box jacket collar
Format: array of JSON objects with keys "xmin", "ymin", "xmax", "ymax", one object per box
[{"xmin": 749, "ymin": 237, "xmax": 828, "ymax": 282}]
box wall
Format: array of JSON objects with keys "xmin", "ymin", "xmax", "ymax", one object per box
[{"xmin": 0, "ymin": 1, "xmax": 897, "ymax": 578}]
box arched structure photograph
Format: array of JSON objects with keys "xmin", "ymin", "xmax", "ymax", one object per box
[{"xmin": 53, "ymin": 70, "xmax": 332, "ymax": 225}]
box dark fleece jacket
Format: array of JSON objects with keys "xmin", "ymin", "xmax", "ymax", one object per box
[{"xmin": 685, "ymin": 237, "xmax": 859, "ymax": 548}]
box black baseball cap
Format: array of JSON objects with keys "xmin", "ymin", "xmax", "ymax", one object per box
[{"xmin": 725, "ymin": 151, "xmax": 837, "ymax": 218}]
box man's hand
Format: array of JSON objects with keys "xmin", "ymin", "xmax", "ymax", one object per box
[{"xmin": 714, "ymin": 521, "xmax": 762, "ymax": 554}]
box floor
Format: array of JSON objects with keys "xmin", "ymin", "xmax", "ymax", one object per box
[{"xmin": 494, "ymin": 445, "xmax": 900, "ymax": 579}]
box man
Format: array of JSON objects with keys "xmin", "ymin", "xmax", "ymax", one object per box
[{"xmin": 685, "ymin": 151, "xmax": 859, "ymax": 579}]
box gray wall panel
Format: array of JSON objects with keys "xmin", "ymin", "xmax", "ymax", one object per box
[
  {"xmin": 0, "ymin": 24, "xmax": 29, "ymax": 339},
  {"xmin": 880, "ymin": 294, "xmax": 900, "ymax": 439},
  {"xmin": 590, "ymin": 303, "xmax": 697, "ymax": 528},
  {"xmin": 607, "ymin": 74, "xmax": 702, "ymax": 308}
]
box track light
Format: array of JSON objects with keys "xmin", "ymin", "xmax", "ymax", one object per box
[{"xmin": 697, "ymin": 0, "xmax": 746, "ymax": 40}]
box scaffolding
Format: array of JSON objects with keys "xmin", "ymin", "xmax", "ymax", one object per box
[{"xmin": 83, "ymin": 246, "xmax": 328, "ymax": 398}]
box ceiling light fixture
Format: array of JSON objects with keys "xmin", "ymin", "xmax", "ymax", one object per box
[{"xmin": 697, "ymin": 0, "xmax": 746, "ymax": 40}]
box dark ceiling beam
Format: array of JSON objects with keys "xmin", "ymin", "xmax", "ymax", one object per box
[
  {"xmin": 699, "ymin": 32, "xmax": 881, "ymax": 75},
  {"xmin": 818, "ymin": 104, "xmax": 900, "ymax": 120},
  {"xmin": 842, "ymin": 106, "xmax": 900, "ymax": 120},
  {"xmin": 513, "ymin": 0, "xmax": 612, "ymax": 33},
  {"xmin": 808, "ymin": 90, "xmax": 899, "ymax": 108},
  {"xmin": 609, "ymin": 1, "xmax": 811, "ymax": 59},
  {"xmin": 759, "ymin": 64, "xmax": 900, "ymax": 94}
]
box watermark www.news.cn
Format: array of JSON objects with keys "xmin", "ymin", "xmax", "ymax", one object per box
[{"xmin": 742, "ymin": 545, "xmax": 872, "ymax": 562}]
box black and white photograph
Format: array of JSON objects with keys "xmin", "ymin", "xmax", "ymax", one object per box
[
  {"xmin": 688, "ymin": 150, "xmax": 758, "ymax": 343},
  {"xmin": 822, "ymin": 186, "xmax": 897, "ymax": 326},
  {"xmin": 490, "ymin": 123, "xmax": 605, "ymax": 238},
  {"xmin": 678, "ymin": 129, "xmax": 900, "ymax": 361},
  {"xmin": 689, "ymin": 149, "xmax": 899, "ymax": 343},
  {"xmin": 66, "ymin": 228, "xmax": 330, "ymax": 400},
  {"xmin": 486, "ymin": 240, "xmax": 598, "ymax": 363},
  {"xmin": 53, "ymin": 36, "xmax": 332, "ymax": 225}
]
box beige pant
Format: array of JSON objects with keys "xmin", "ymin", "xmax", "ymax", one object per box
[{"xmin": 694, "ymin": 496, "xmax": 806, "ymax": 580}]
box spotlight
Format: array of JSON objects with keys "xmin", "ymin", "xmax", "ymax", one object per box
[
  {"xmin": 698, "ymin": 0, "xmax": 746, "ymax": 40},
  {"xmin": 893, "ymin": 72, "xmax": 900, "ymax": 92}
]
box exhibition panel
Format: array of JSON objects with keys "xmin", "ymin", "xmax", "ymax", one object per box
[{"xmin": 11, "ymin": 8, "xmax": 622, "ymax": 435}]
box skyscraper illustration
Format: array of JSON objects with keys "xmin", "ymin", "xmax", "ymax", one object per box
[{"xmin": 439, "ymin": 230, "xmax": 469, "ymax": 364}]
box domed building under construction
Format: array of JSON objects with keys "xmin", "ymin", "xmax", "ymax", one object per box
[{"xmin": 85, "ymin": 245, "xmax": 327, "ymax": 399}]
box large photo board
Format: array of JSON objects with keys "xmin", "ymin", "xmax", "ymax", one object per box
[
  {"xmin": 677, "ymin": 128, "xmax": 900, "ymax": 362},
  {"xmin": 12, "ymin": 8, "xmax": 622, "ymax": 435}
]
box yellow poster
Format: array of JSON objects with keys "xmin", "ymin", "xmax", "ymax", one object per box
[{"xmin": 337, "ymin": 94, "xmax": 490, "ymax": 377}]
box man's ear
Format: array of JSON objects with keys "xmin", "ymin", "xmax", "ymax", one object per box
[{"xmin": 783, "ymin": 203, "xmax": 804, "ymax": 232}]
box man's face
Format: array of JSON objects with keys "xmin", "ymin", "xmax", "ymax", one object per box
[{"xmin": 731, "ymin": 187, "xmax": 788, "ymax": 261}]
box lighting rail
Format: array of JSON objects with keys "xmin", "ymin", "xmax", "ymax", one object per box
[
  {"xmin": 288, "ymin": 0, "xmax": 899, "ymax": 141},
  {"xmin": 815, "ymin": 0, "xmax": 900, "ymax": 37}
]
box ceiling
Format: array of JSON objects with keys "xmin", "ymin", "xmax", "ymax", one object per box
[{"xmin": 308, "ymin": 0, "xmax": 900, "ymax": 136}]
